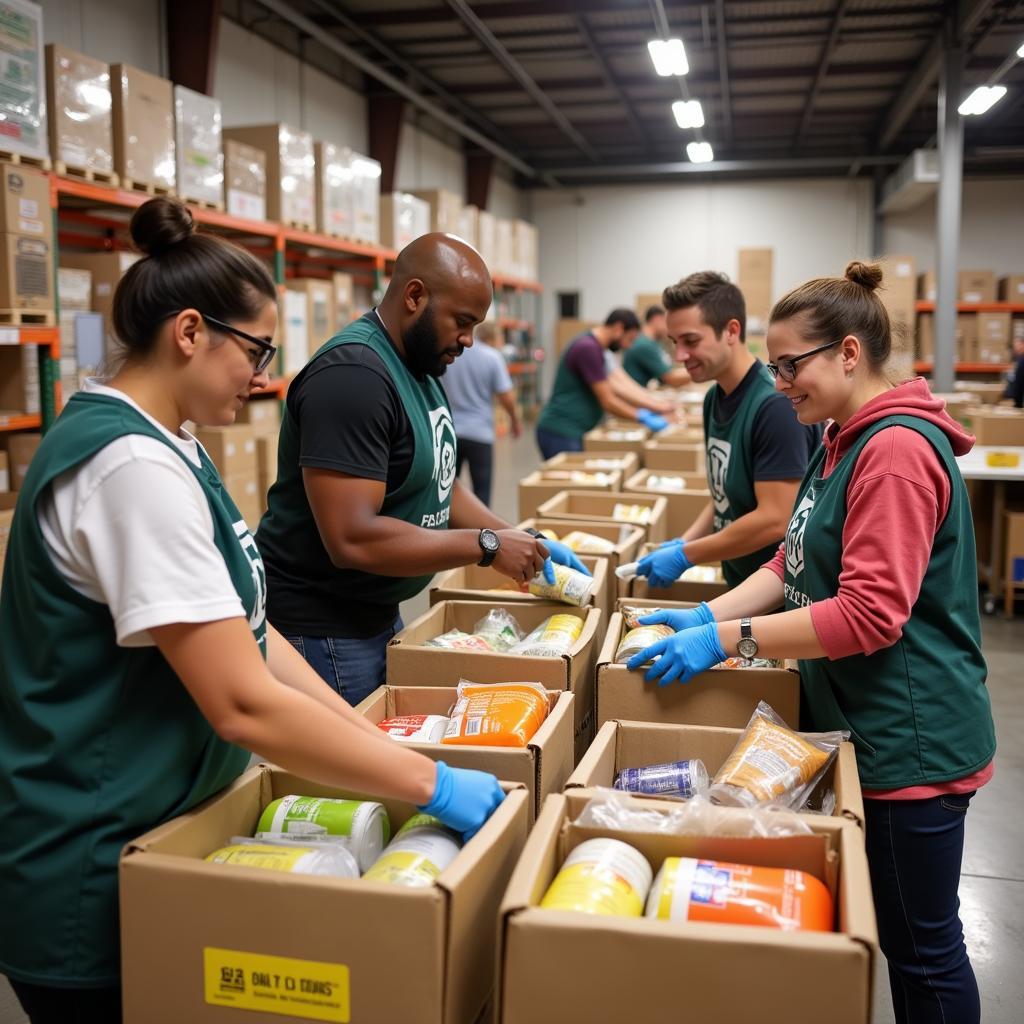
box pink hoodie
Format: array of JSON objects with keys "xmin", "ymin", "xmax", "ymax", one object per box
[{"xmin": 764, "ymin": 378, "xmax": 993, "ymax": 798}]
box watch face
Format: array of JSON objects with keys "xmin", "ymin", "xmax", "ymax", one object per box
[
  {"xmin": 737, "ymin": 637, "xmax": 758, "ymax": 659},
  {"xmin": 481, "ymin": 530, "xmax": 500, "ymax": 553}
]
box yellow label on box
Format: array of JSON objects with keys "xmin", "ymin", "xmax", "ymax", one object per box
[{"xmin": 204, "ymin": 947, "xmax": 350, "ymax": 1021}]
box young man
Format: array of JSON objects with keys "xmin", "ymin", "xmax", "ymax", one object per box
[
  {"xmin": 623, "ymin": 305, "xmax": 691, "ymax": 388},
  {"xmin": 257, "ymin": 234, "xmax": 586, "ymax": 703},
  {"xmin": 535, "ymin": 307, "xmax": 671, "ymax": 459},
  {"xmin": 635, "ymin": 271, "xmax": 821, "ymax": 590},
  {"xmin": 444, "ymin": 319, "xmax": 520, "ymax": 506}
]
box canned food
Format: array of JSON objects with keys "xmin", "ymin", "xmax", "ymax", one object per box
[
  {"xmin": 540, "ymin": 838, "xmax": 652, "ymax": 918},
  {"xmin": 528, "ymin": 563, "xmax": 595, "ymax": 606},
  {"xmin": 362, "ymin": 814, "xmax": 462, "ymax": 888},
  {"xmin": 613, "ymin": 758, "xmax": 709, "ymax": 798},
  {"xmin": 611, "ymin": 503, "xmax": 653, "ymax": 525},
  {"xmin": 509, "ymin": 614, "xmax": 584, "ymax": 657},
  {"xmin": 377, "ymin": 715, "xmax": 449, "ymax": 744},
  {"xmin": 614, "ymin": 624, "xmax": 674, "ymax": 663},
  {"xmin": 205, "ymin": 842, "xmax": 360, "ymax": 878}
]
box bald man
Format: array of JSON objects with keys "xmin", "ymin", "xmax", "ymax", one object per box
[{"xmin": 256, "ymin": 234, "xmax": 587, "ymax": 702}]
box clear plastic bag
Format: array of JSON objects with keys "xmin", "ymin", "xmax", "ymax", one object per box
[
  {"xmin": 442, "ymin": 679, "xmax": 550, "ymax": 748},
  {"xmin": 472, "ymin": 607, "xmax": 524, "ymax": 651},
  {"xmin": 707, "ymin": 701, "xmax": 846, "ymax": 810},
  {"xmin": 508, "ymin": 614, "xmax": 584, "ymax": 657},
  {"xmin": 424, "ymin": 629, "xmax": 493, "ymax": 652}
]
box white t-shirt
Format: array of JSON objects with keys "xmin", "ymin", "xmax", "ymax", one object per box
[{"xmin": 37, "ymin": 380, "xmax": 246, "ymax": 647}]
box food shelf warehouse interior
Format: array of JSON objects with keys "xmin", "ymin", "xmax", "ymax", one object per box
[{"xmin": 0, "ymin": 1, "xmax": 1022, "ymax": 1022}]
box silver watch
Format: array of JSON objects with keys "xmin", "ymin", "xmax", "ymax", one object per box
[{"xmin": 737, "ymin": 618, "xmax": 759, "ymax": 662}]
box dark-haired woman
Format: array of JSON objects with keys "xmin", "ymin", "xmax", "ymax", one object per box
[
  {"xmin": 629, "ymin": 261, "xmax": 995, "ymax": 1023},
  {"xmin": 0, "ymin": 199, "xmax": 503, "ymax": 1022}
]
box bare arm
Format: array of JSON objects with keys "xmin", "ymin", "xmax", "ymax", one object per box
[
  {"xmin": 590, "ymin": 378, "xmax": 653, "ymax": 422},
  {"xmin": 659, "ymin": 366, "xmax": 691, "ymax": 387},
  {"xmin": 706, "ymin": 566, "xmax": 786, "ymax": 620},
  {"xmin": 497, "ymin": 389, "xmax": 522, "ymax": 438},
  {"xmin": 681, "ymin": 500, "xmax": 715, "ymax": 543},
  {"xmin": 716, "ymin": 606, "xmax": 826, "ymax": 661},
  {"xmin": 607, "ymin": 368, "xmax": 674, "ymax": 413}
]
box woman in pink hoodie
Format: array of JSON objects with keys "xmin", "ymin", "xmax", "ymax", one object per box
[{"xmin": 628, "ymin": 261, "xmax": 995, "ymax": 1024}]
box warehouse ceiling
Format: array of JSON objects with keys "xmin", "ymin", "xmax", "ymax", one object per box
[{"xmin": 234, "ymin": 0, "xmax": 1024, "ymax": 186}]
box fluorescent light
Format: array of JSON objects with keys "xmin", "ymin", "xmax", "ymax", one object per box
[
  {"xmin": 1018, "ymin": 41, "xmax": 1024, "ymax": 58},
  {"xmin": 958, "ymin": 85, "xmax": 1007, "ymax": 116},
  {"xmin": 687, "ymin": 141, "xmax": 714, "ymax": 163},
  {"xmin": 647, "ymin": 38, "xmax": 688, "ymax": 76},
  {"xmin": 672, "ymin": 100, "xmax": 705, "ymax": 129}
]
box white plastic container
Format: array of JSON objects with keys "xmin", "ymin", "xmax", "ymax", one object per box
[
  {"xmin": 362, "ymin": 814, "xmax": 462, "ymax": 888},
  {"xmin": 540, "ymin": 838, "xmax": 652, "ymax": 917}
]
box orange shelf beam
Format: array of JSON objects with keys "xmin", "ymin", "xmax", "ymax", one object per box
[
  {"xmin": 252, "ymin": 377, "xmax": 288, "ymax": 398},
  {"xmin": 0, "ymin": 413, "xmax": 42, "ymax": 432},
  {"xmin": 1, "ymin": 326, "xmax": 60, "ymax": 346},
  {"xmin": 915, "ymin": 301, "xmax": 1024, "ymax": 313}
]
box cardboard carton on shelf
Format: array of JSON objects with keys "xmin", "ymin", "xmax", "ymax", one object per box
[
  {"xmin": 46, "ymin": 44, "xmax": 114, "ymax": 178},
  {"xmin": 173, "ymin": 85, "xmax": 222, "ymax": 208},
  {"xmin": 315, "ymin": 143, "xmax": 380, "ymax": 242},
  {"xmin": 567, "ymin": 719, "xmax": 864, "ymax": 827},
  {"xmin": 0, "ymin": 232, "xmax": 54, "ymax": 313},
  {"xmin": 256, "ymin": 433, "xmax": 278, "ymax": 514},
  {"xmin": 235, "ymin": 396, "xmax": 281, "ymax": 437},
  {"xmin": 498, "ymin": 791, "xmax": 876, "ymax": 1024},
  {"xmin": 874, "ymin": 253, "xmax": 916, "ymax": 341},
  {"xmin": 476, "ymin": 209, "xmax": 497, "ymax": 269},
  {"xmin": 976, "ymin": 311, "xmax": 1012, "ymax": 364},
  {"xmin": 3, "ymin": 431, "xmax": 42, "ymax": 490},
  {"xmin": 410, "ymin": 188, "xmax": 463, "ymax": 234},
  {"xmin": 289, "ymin": 278, "xmax": 335, "ymax": 352},
  {"xmin": 58, "ymin": 267, "xmax": 91, "ymax": 311},
  {"xmin": 457, "ymin": 204, "xmax": 479, "ymax": 248},
  {"xmin": 916, "ymin": 312, "xmax": 979, "ymax": 362},
  {"xmin": 110, "ymin": 63, "xmax": 175, "ymax": 192},
  {"xmin": 535, "ymin": 490, "xmax": 670, "ymax": 545},
  {"xmin": 0, "ymin": 450, "xmax": 8, "ymax": 491},
  {"xmin": 380, "ymin": 191, "xmax": 430, "ymax": 251},
  {"xmin": 495, "ymin": 218, "xmax": 514, "ymax": 276},
  {"xmin": 998, "ymin": 275, "xmax": 1024, "ymax": 302},
  {"xmin": 223, "ymin": 139, "xmax": 266, "ymax": 222},
  {"xmin": 193, "ymin": 424, "xmax": 257, "ymax": 479},
  {"xmin": 918, "ymin": 270, "xmax": 998, "ymax": 305},
  {"xmin": 356, "ymin": 684, "xmax": 574, "ymax": 821},
  {"xmin": 387, "ymin": 600, "xmax": 603, "ymax": 761},
  {"xmin": 282, "ymin": 288, "xmax": 310, "ymax": 377},
  {"xmin": 512, "ymin": 219, "xmax": 538, "ymax": 281},
  {"xmin": 223, "ymin": 124, "xmax": 315, "ymax": 228},
  {"xmin": 596, "ymin": 609, "xmax": 801, "ymax": 730},
  {"xmin": 737, "ymin": 247, "xmax": 773, "ymax": 332},
  {"xmin": 222, "ymin": 470, "xmax": 261, "ymax": 529},
  {"xmin": 332, "ymin": 271, "xmax": 355, "ymax": 330},
  {"xmin": 517, "ymin": 467, "xmax": 622, "ymax": 521},
  {"xmin": 120, "ymin": 764, "xmax": 530, "ymax": 1024},
  {"xmin": 0, "ymin": 0, "xmax": 47, "ymax": 162},
  {"xmin": 58, "ymin": 251, "xmax": 139, "ymax": 359}
]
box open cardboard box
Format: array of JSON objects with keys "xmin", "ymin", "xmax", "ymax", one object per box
[
  {"xmin": 582, "ymin": 425, "xmax": 651, "ymax": 454},
  {"xmin": 356, "ymin": 685, "xmax": 574, "ymax": 822},
  {"xmin": 624, "ymin": 469, "xmax": 711, "ymax": 537},
  {"xmin": 387, "ymin": 600, "xmax": 602, "ymax": 761},
  {"xmin": 517, "ymin": 466, "xmax": 622, "ymax": 520},
  {"xmin": 429, "ymin": 554, "xmax": 610, "ymax": 623},
  {"xmin": 120, "ymin": 765, "xmax": 530, "ymax": 1024},
  {"xmin": 596, "ymin": 611, "xmax": 801, "ymax": 731},
  {"xmin": 518, "ymin": 517, "xmax": 644, "ymax": 619},
  {"xmin": 642, "ymin": 439, "xmax": 706, "ymax": 473},
  {"xmin": 542, "ymin": 449, "xmax": 640, "ymax": 479},
  {"xmin": 627, "ymin": 546, "xmax": 730, "ymax": 602},
  {"xmin": 652, "ymin": 424, "xmax": 704, "ymax": 444},
  {"xmin": 535, "ymin": 490, "xmax": 670, "ymax": 545},
  {"xmin": 566, "ymin": 719, "xmax": 864, "ymax": 827},
  {"xmin": 498, "ymin": 791, "xmax": 876, "ymax": 1024}
]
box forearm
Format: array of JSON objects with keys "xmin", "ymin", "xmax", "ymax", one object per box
[
  {"xmin": 450, "ymin": 479, "xmax": 509, "ymax": 530},
  {"xmin": 330, "ymin": 514, "xmax": 483, "ymax": 575},
  {"xmin": 661, "ymin": 367, "xmax": 691, "ymax": 387},
  {"xmin": 684, "ymin": 507, "xmax": 785, "ymax": 565},
  {"xmin": 706, "ymin": 567, "xmax": 785, "ymax": 620},
  {"xmin": 600, "ymin": 389, "xmax": 649, "ymax": 421},
  {"xmin": 498, "ymin": 391, "xmax": 520, "ymax": 430},
  {"xmin": 681, "ymin": 500, "xmax": 715, "ymax": 542},
  {"xmin": 716, "ymin": 606, "xmax": 826, "ymax": 661},
  {"xmin": 610, "ymin": 370, "xmax": 672, "ymax": 413}
]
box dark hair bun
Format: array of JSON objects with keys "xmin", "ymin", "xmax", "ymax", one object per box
[
  {"xmin": 130, "ymin": 197, "xmax": 195, "ymax": 257},
  {"xmin": 844, "ymin": 260, "xmax": 883, "ymax": 291}
]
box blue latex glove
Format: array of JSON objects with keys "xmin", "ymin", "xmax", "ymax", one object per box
[
  {"xmin": 638, "ymin": 601, "xmax": 715, "ymax": 632},
  {"xmin": 419, "ymin": 761, "xmax": 505, "ymax": 842},
  {"xmin": 635, "ymin": 540, "xmax": 693, "ymax": 588},
  {"xmin": 626, "ymin": 622, "xmax": 727, "ymax": 687},
  {"xmin": 541, "ymin": 538, "xmax": 592, "ymax": 584},
  {"xmin": 636, "ymin": 408, "xmax": 669, "ymax": 433}
]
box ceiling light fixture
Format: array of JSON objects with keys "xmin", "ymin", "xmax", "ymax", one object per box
[
  {"xmin": 958, "ymin": 85, "xmax": 1007, "ymax": 116},
  {"xmin": 672, "ymin": 99, "xmax": 705, "ymax": 129},
  {"xmin": 686, "ymin": 141, "xmax": 714, "ymax": 163},
  {"xmin": 647, "ymin": 38, "xmax": 688, "ymax": 76}
]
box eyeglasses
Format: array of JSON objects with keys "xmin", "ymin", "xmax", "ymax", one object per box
[
  {"xmin": 767, "ymin": 340, "xmax": 842, "ymax": 383},
  {"xmin": 200, "ymin": 313, "xmax": 277, "ymax": 374}
]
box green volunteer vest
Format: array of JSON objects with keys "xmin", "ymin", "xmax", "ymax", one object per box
[
  {"xmin": 536, "ymin": 334, "xmax": 605, "ymax": 439},
  {"xmin": 261, "ymin": 315, "xmax": 455, "ymax": 606},
  {"xmin": 0, "ymin": 392, "xmax": 264, "ymax": 986},
  {"xmin": 783, "ymin": 415, "xmax": 995, "ymax": 788},
  {"xmin": 703, "ymin": 365, "xmax": 781, "ymax": 587},
  {"xmin": 623, "ymin": 334, "xmax": 670, "ymax": 387}
]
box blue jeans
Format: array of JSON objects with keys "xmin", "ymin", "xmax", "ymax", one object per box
[
  {"xmin": 282, "ymin": 617, "xmax": 402, "ymax": 706},
  {"xmin": 864, "ymin": 792, "xmax": 980, "ymax": 1024},
  {"xmin": 536, "ymin": 426, "xmax": 583, "ymax": 460}
]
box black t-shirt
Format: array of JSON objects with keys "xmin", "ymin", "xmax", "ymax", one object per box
[{"xmin": 714, "ymin": 360, "xmax": 822, "ymax": 480}]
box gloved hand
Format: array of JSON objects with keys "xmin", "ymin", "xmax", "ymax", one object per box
[
  {"xmin": 639, "ymin": 601, "xmax": 715, "ymax": 632},
  {"xmin": 636, "ymin": 408, "xmax": 669, "ymax": 433},
  {"xmin": 635, "ymin": 540, "xmax": 693, "ymax": 588},
  {"xmin": 626, "ymin": 622, "xmax": 726, "ymax": 687},
  {"xmin": 419, "ymin": 761, "xmax": 505, "ymax": 841},
  {"xmin": 542, "ymin": 538, "xmax": 592, "ymax": 583}
]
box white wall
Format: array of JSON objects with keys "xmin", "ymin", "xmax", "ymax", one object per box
[
  {"xmin": 532, "ymin": 178, "xmax": 874, "ymax": 329},
  {"xmin": 395, "ymin": 122, "xmax": 464, "ymax": 194},
  {"xmin": 883, "ymin": 179, "xmax": 1024, "ymax": 274},
  {"xmin": 41, "ymin": 0, "xmax": 164, "ymax": 73}
]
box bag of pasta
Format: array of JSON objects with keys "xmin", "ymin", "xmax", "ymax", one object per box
[{"xmin": 442, "ymin": 680, "xmax": 550, "ymax": 748}]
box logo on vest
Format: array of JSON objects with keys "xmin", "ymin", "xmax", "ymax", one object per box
[
  {"xmin": 706, "ymin": 436, "xmax": 732, "ymax": 515},
  {"xmin": 428, "ymin": 405, "xmax": 457, "ymax": 503},
  {"xmin": 785, "ymin": 490, "xmax": 816, "ymax": 579},
  {"xmin": 233, "ymin": 521, "xmax": 267, "ymax": 650}
]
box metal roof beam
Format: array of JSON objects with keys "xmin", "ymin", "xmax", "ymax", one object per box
[
  {"xmin": 538, "ymin": 155, "xmax": 903, "ymax": 179},
  {"xmin": 444, "ymin": 0, "xmax": 601, "ymax": 162},
  {"xmin": 796, "ymin": 0, "xmax": 849, "ymax": 147},
  {"xmin": 714, "ymin": 0, "xmax": 732, "ymax": 141}
]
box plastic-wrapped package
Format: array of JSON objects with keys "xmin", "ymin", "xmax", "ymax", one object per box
[
  {"xmin": 46, "ymin": 44, "xmax": 113, "ymax": 172},
  {"xmin": 508, "ymin": 614, "xmax": 583, "ymax": 657},
  {"xmin": 540, "ymin": 838, "xmax": 652, "ymax": 917},
  {"xmin": 620, "ymin": 605, "xmax": 666, "ymax": 630},
  {"xmin": 206, "ymin": 837, "xmax": 360, "ymax": 878},
  {"xmin": 611, "ymin": 503, "xmax": 653, "ymax": 525},
  {"xmin": 645, "ymin": 475, "xmax": 687, "ymax": 492},
  {"xmin": 377, "ymin": 715, "xmax": 449, "ymax": 744},
  {"xmin": 174, "ymin": 85, "xmax": 223, "ymax": 206},
  {"xmin": 528, "ymin": 563, "xmax": 595, "ymax": 606},
  {"xmin": 1, "ymin": 1, "xmax": 47, "ymax": 161},
  {"xmin": 613, "ymin": 759, "xmax": 709, "ymax": 798},
  {"xmin": 111, "ymin": 63, "xmax": 176, "ymax": 189},
  {"xmin": 224, "ymin": 139, "xmax": 266, "ymax": 221},
  {"xmin": 472, "ymin": 607, "xmax": 523, "ymax": 651},
  {"xmin": 715, "ymin": 656, "xmax": 784, "ymax": 669},
  {"xmin": 708, "ymin": 701, "xmax": 846, "ymax": 810},
  {"xmin": 559, "ymin": 530, "xmax": 615, "ymax": 554},
  {"xmin": 424, "ymin": 629, "xmax": 493, "ymax": 652},
  {"xmin": 442, "ymin": 680, "xmax": 549, "ymax": 748},
  {"xmin": 362, "ymin": 814, "xmax": 461, "ymax": 888},
  {"xmin": 614, "ymin": 624, "xmax": 673, "ymax": 664},
  {"xmin": 604, "ymin": 430, "xmax": 645, "ymax": 441}
]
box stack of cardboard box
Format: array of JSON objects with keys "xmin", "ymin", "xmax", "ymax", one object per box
[
  {"xmin": 315, "ymin": 144, "xmax": 381, "ymax": 244},
  {"xmin": 173, "ymin": 85, "xmax": 222, "ymax": 208},
  {"xmin": 193, "ymin": 424, "xmax": 261, "ymax": 527},
  {"xmin": 379, "ymin": 192, "xmax": 430, "ymax": 251},
  {"xmin": 223, "ymin": 139, "xmax": 266, "ymax": 221},
  {"xmin": 236, "ymin": 398, "xmax": 281, "ymax": 516},
  {"xmin": 411, "ymin": 188, "xmax": 463, "ymax": 235},
  {"xmin": 0, "ymin": 163, "xmax": 55, "ymax": 321},
  {"xmin": 0, "ymin": 0, "xmax": 47, "ymax": 164},
  {"xmin": 111, "ymin": 63, "xmax": 176, "ymax": 193},
  {"xmin": 59, "ymin": 251, "xmax": 140, "ymax": 362}
]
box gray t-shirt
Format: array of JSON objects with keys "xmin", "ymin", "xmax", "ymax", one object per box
[{"xmin": 442, "ymin": 341, "xmax": 513, "ymax": 444}]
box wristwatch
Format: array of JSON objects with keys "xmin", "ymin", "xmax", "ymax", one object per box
[
  {"xmin": 477, "ymin": 529, "xmax": 501, "ymax": 567},
  {"xmin": 737, "ymin": 618, "xmax": 759, "ymax": 662},
  {"xmin": 523, "ymin": 527, "xmax": 544, "ymax": 541}
]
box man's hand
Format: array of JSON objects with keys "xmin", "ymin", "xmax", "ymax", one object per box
[{"xmin": 492, "ymin": 529, "xmax": 548, "ymax": 584}]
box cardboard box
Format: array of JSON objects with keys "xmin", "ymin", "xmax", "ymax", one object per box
[
  {"xmin": 58, "ymin": 266, "xmax": 91, "ymax": 311},
  {"xmin": 964, "ymin": 408, "xmax": 1024, "ymax": 446},
  {"xmin": 495, "ymin": 218, "xmax": 514, "ymax": 276},
  {"xmin": 457, "ymin": 204, "xmax": 478, "ymax": 248},
  {"xmin": 498, "ymin": 792, "xmax": 877, "ymax": 1024},
  {"xmin": 283, "ymin": 288, "xmax": 310, "ymax": 376},
  {"xmin": 332, "ymin": 271, "xmax": 354, "ymax": 330},
  {"xmin": 223, "ymin": 470, "xmax": 261, "ymax": 528},
  {"xmin": 567, "ymin": 719, "xmax": 864, "ymax": 827},
  {"xmin": 120, "ymin": 764, "xmax": 530, "ymax": 1024},
  {"xmin": 411, "ymin": 188, "xmax": 463, "ymax": 234},
  {"xmin": 388, "ymin": 600, "xmax": 603, "ymax": 759},
  {"xmin": 290, "ymin": 278, "xmax": 335, "ymax": 350},
  {"xmin": 999, "ymin": 275, "xmax": 1024, "ymax": 302},
  {"xmin": 875, "ymin": 254, "xmax": 916, "ymax": 342},
  {"xmin": 110, "ymin": 63, "xmax": 175, "ymax": 190},
  {"xmin": 223, "ymin": 124, "xmax": 315, "ymax": 227},
  {"xmin": 553, "ymin": 318, "xmax": 597, "ymax": 358},
  {"xmin": 59, "ymin": 250, "xmax": 140, "ymax": 356},
  {"xmin": 314, "ymin": 143, "xmax": 379, "ymax": 241},
  {"xmin": 0, "ymin": 163, "xmax": 48, "ymax": 237},
  {"xmin": 626, "ymin": 555, "xmax": 728, "ymax": 603},
  {"xmin": 356, "ymin": 684, "xmax": 574, "ymax": 821},
  {"xmin": 512, "ymin": 219, "xmax": 538, "ymax": 281},
  {"xmin": 916, "ymin": 312, "xmax": 978, "ymax": 362},
  {"xmin": 256, "ymin": 433, "xmax": 278, "ymax": 514},
  {"xmin": 380, "ymin": 191, "xmax": 430, "ymax": 251},
  {"xmin": 477, "ymin": 209, "xmax": 497, "ymax": 268},
  {"xmin": 0, "ymin": 450, "xmax": 8, "ymax": 492},
  {"xmin": 535, "ymin": 490, "xmax": 670, "ymax": 545},
  {"xmin": 976, "ymin": 312, "xmax": 1011, "ymax": 363},
  {"xmin": 173, "ymin": 85, "xmax": 222, "ymax": 207},
  {"xmin": 517, "ymin": 467, "xmax": 621, "ymax": 521},
  {"xmin": 46, "ymin": 43, "xmax": 113, "ymax": 174},
  {"xmin": 0, "ymin": 0, "xmax": 47, "ymax": 162},
  {"xmin": 0, "ymin": 231, "xmax": 54, "ymax": 312},
  {"xmin": 641, "ymin": 439, "xmax": 705, "ymax": 474},
  {"xmin": 194, "ymin": 424, "xmax": 257, "ymax": 478},
  {"xmin": 542, "ymin": 450, "xmax": 640, "ymax": 479},
  {"xmin": 959, "ymin": 270, "xmax": 997, "ymax": 304},
  {"xmin": 624, "ymin": 469, "xmax": 711, "ymax": 537},
  {"xmin": 6, "ymin": 432, "xmax": 41, "ymax": 489},
  {"xmin": 635, "ymin": 292, "xmax": 664, "ymax": 318},
  {"xmin": 236, "ymin": 396, "xmax": 280, "ymax": 437},
  {"xmin": 596, "ymin": 611, "xmax": 801, "ymax": 730},
  {"xmin": 738, "ymin": 247, "xmax": 773, "ymax": 331},
  {"xmin": 223, "ymin": 138, "xmax": 266, "ymax": 221},
  {"xmin": 429, "ymin": 555, "xmax": 609, "ymax": 623},
  {"xmin": 581, "ymin": 425, "xmax": 650, "ymax": 455}
]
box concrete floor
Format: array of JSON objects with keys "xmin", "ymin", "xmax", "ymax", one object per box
[{"xmin": 1, "ymin": 430, "xmax": 1021, "ymax": 1023}]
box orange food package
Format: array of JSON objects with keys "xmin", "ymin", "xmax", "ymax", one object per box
[{"xmin": 441, "ymin": 681, "xmax": 550, "ymax": 748}]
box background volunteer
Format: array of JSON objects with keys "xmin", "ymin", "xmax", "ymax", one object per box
[{"xmin": 623, "ymin": 304, "xmax": 691, "ymax": 388}]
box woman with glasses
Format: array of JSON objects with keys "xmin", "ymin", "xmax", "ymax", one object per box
[
  {"xmin": 0, "ymin": 198, "xmax": 503, "ymax": 1023},
  {"xmin": 629, "ymin": 260, "xmax": 995, "ymax": 1024}
]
